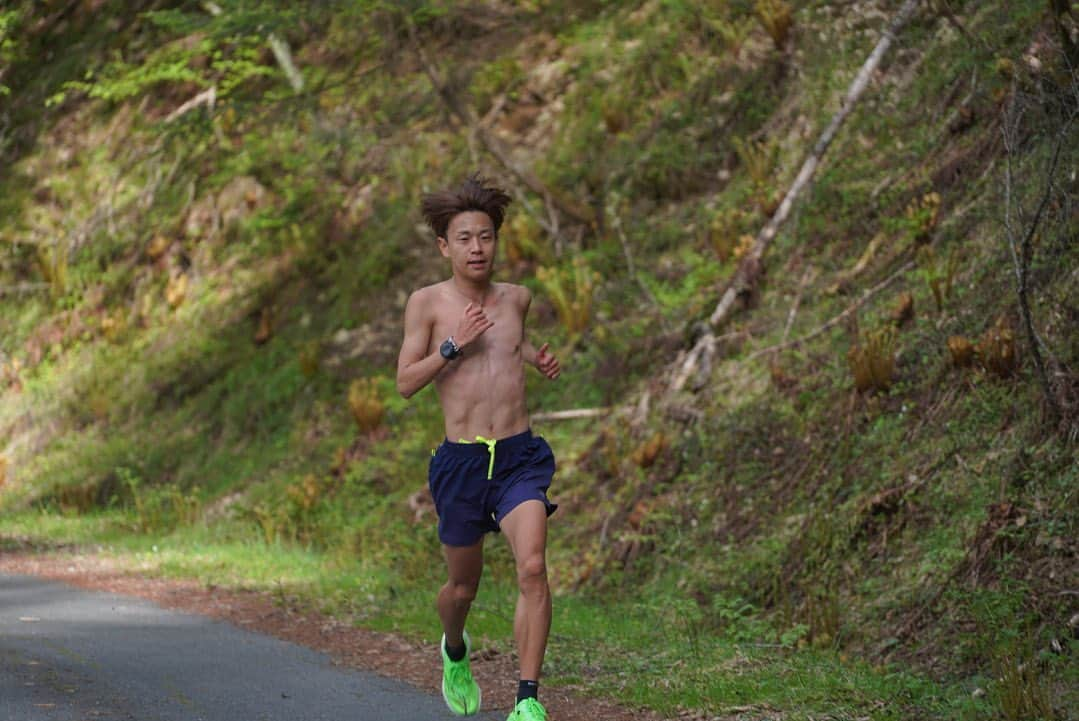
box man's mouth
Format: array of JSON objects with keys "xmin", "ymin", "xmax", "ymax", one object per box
[{"xmin": 467, "ymin": 259, "xmax": 487, "ymax": 268}]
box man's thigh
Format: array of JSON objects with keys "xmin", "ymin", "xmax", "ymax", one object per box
[
  {"xmin": 499, "ymin": 500, "xmax": 548, "ymax": 561},
  {"xmin": 443, "ymin": 538, "xmax": 485, "ymax": 585}
]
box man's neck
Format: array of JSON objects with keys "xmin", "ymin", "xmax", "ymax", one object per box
[{"xmin": 451, "ymin": 276, "xmax": 492, "ymax": 305}]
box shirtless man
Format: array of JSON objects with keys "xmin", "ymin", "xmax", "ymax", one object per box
[{"xmin": 396, "ymin": 175, "xmax": 561, "ymax": 721}]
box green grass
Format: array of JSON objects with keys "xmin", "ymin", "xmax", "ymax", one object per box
[{"xmin": 0, "ymin": 507, "xmax": 994, "ymax": 721}]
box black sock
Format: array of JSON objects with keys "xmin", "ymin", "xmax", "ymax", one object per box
[
  {"xmin": 517, "ymin": 679, "xmax": 538, "ymax": 703},
  {"xmin": 445, "ymin": 639, "xmax": 467, "ymax": 662}
]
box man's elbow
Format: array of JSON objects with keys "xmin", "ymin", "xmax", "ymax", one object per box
[{"xmin": 396, "ymin": 376, "xmax": 415, "ymax": 399}]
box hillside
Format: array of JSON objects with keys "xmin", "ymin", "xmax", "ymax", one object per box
[{"xmin": 1, "ymin": 2, "xmax": 1077, "ymax": 719}]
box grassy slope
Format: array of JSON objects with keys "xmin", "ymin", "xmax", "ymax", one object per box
[{"xmin": 2, "ymin": 2, "xmax": 1076, "ymax": 719}]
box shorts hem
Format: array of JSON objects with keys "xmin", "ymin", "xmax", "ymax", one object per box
[
  {"xmin": 495, "ymin": 495, "xmax": 558, "ymax": 526},
  {"xmin": 438, "ymin": 531, "xmax": 487, "ymax": 548}
]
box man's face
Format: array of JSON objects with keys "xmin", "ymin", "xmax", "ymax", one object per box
[{"xmin": 438, "ymin": 210, "xmax": 496, "ymax": 283}]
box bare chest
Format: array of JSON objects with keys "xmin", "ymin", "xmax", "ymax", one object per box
[{"xmin": 431, "ymin": 296, "xmax": 524, "ymax": 361}]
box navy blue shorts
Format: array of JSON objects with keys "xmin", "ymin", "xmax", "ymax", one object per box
[{"xmin": 428, "ymin": 429, "xmax": 557, "ymax": 547}]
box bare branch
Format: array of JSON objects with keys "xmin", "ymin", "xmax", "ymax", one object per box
[
  {"xmin": 1001, "ymin": 78, "xmax": 1076, "ymax": 425},
  {"xmin": 749, "ymin": 261, "xmax": 914, "ymax": 360},
  {"xmin": 609, "ymin": 201, "xmax": 661, "ymax": 312},
  {"xmin": 781, "ymin": 266, "xmax": 818, "ymax": 345}
]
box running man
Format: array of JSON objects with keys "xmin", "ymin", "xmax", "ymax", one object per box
[{"xmin": 396, "ymin": 175, "xmax": 561, "ymax": 721}]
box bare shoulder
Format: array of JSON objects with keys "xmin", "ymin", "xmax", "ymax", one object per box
[
  {"xmin": 495, "ymin": 282, "xmax": 531, "ymax": 309},
  {"xmin": 403, "ymin": 283, "xmax": 444, "ymax": 328},
  {"xmin": 406, "ymin": 281, "xmax": 446, "ymax": 310}
]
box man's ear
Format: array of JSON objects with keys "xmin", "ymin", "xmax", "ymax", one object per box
[{"xmin": 437, "ymin": 237, "xmax": 449, "ymax": 257}]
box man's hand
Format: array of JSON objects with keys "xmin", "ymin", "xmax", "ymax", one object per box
[
  {"xmin": 535, "ymin": 342, "xmax": 561, "ymax": 380},
  {"xmin": 454, "ymin": 302, "xmax": 494, "ymax": 349}
]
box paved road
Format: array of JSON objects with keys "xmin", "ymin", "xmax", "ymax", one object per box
[{"xmin": 0, "ymin": 573, "xmax": 501, "ymax": 721}]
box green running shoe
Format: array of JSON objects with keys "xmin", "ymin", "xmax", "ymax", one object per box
[
  {"xmin": 441, "ymin": 631, "xmax": 481, "ymax": 716},
  {"xmin": 507, "ymin": 697, "xmax": 548, "ymax": 721}
]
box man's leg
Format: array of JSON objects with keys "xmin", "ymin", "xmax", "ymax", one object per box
[
  {"xmin": 439, "ymin": 539, "xmax": 485, "ymax": 648},
  {"xmin": 499, "ymin": 500, "xmax": 551, "ymax": 683},
  {"xmin": 439, "ymin": 539, "xmax": 485, "ymax": 716}
]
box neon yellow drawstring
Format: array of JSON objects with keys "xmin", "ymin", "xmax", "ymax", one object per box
[{"xmin": 458, "ymin": 435, "xmax": 498, "ymax": 479}]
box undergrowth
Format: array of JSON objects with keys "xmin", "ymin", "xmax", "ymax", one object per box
[{"xmin": 2, "ymin": 1, "xmax": 1076, "ymax": 719}]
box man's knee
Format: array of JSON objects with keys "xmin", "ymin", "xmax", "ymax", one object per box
[
  {"xmin": 447, "ymin": 578, "xmax": 479, "ymax": 605},
  {"xmin": 516, "ymin": 553, "xmax": 547, "ymax": 590}
]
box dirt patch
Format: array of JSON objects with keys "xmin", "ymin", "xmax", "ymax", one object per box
[{"xmin": 0, "ymin": 547, "xmax": 668, "ymax": 721}]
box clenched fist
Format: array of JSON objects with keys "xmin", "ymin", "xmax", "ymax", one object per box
[{"xmin": 535, "ymin": 342, "xmax": 560, "ymax": 380}]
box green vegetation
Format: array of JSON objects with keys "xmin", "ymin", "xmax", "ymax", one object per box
[{"xmin": 2, "ymin": 1, "xmax": 1077, "ymax": 719}]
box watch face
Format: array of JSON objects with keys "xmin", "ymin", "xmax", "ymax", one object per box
[{"xmin": 440, "ymin": 339, "xmax": 458, "ymax": 359}]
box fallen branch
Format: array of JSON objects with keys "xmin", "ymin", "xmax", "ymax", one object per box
[
  {"xmin": 670, "ymin": 329, "xmax": 747, "ymax": 393},
  {"xmin": 268, "ymin": 34, "xmax": 304, "ymax": 93},
  {"xmin": 670, "ymin": 0, "xmax": 921, "ymax": 393},
  {"xmin": 709, "ymin": 0, "xmax": 920, "ymax": 332},
  {"xmin": 0, "ymin": 282, "xmax": 50, "ymax": 297},
  {"xmin": 531, "ymin": 407, "xmax": 613, "ymax": 422},
  {"xmin": 165, "ymin": 86, "xmax": 217, "ymax": 123},
  {"xmin": 748, "ymin": 261, "xmax": 914, "ymax": 360}
]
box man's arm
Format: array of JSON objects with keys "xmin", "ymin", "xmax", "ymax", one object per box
[
  {"xmin": 396, "ymin": 290, "xmax": 447, "ymax": 399},
  {"xmin": 519, "ymin": 287, "xmax": 560, "ymax": 380},
  {"xmin": 397, "ymin": 291, "xmax": 496, "ymax": 398}
]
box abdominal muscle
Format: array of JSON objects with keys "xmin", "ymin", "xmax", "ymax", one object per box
[{"xmin": 435, "ymin": 354, "xmax": 529, "ymax": 441}]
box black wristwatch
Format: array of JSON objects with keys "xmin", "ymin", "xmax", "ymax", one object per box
[{"xmin": 439, "ymin": 336, "xmax": 462, "ymax": 360}]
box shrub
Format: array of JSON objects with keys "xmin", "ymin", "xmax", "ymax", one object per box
[
  {"xmin": 905, "ymin": 191, "xmax": 942, "ymax": 244},
  {"xmin": 630, "ymin": 432, "xmax": 668, "ymax": 469},
  {"xmin": 535, "ymin": 256, "xmax": 599, "ymax": 342},
  {"xmin": 733, "ymin": 135, "xmax": 780, "ymax": 215},
  {"xmin": 847, "ymin": 326, "xmax": 897, "ymax": 392},
  {"xmin": 120, "ymin": 467, "xmax": 201, "ymax": 533},
  {"xmin": 891, "ymin": 291, "xmax": 915, "ymax": 327},
  {"xmin": 755, "ymin": 0, "xmax": 793, "ymax": 50},
  {"xmin": 348, "ymin": 377, "xmax": 385, "ymax": 433},
  {"xmin": 504, "ymin": 213, "xmax": 552, "ymax": 267},
  {"xmin": 918, "ymin": 245, "xmax": 960, "ymax": 313},
  {"xmin": 298, "ymin": 340, "xmax": 321, "ymax": 379},
  {"xmin": 976, "ymin": 318, "xmax": 1018, "ymax": 378},
  {"xmin": 36, "ymin": 242, "xmax": 68, "ymax": 300},
  {"xmin": 991, "ymin": 645, "xmax": 1057, "ymax": 721},
  {"xmin": 948, "ymin": 335, "xmax": 975, "ymax": 368},
  {"xmin": 705, "ymin": 207, "xmax": 747, "ymax": 262},
  {"xmin": 165, "ymin": 272, "xmax": 188, "ymax": 309}
]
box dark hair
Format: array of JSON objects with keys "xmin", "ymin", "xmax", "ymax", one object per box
[{"xmin": 421, "ymin": 174, "xmax": 512, "ymax": 240}]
